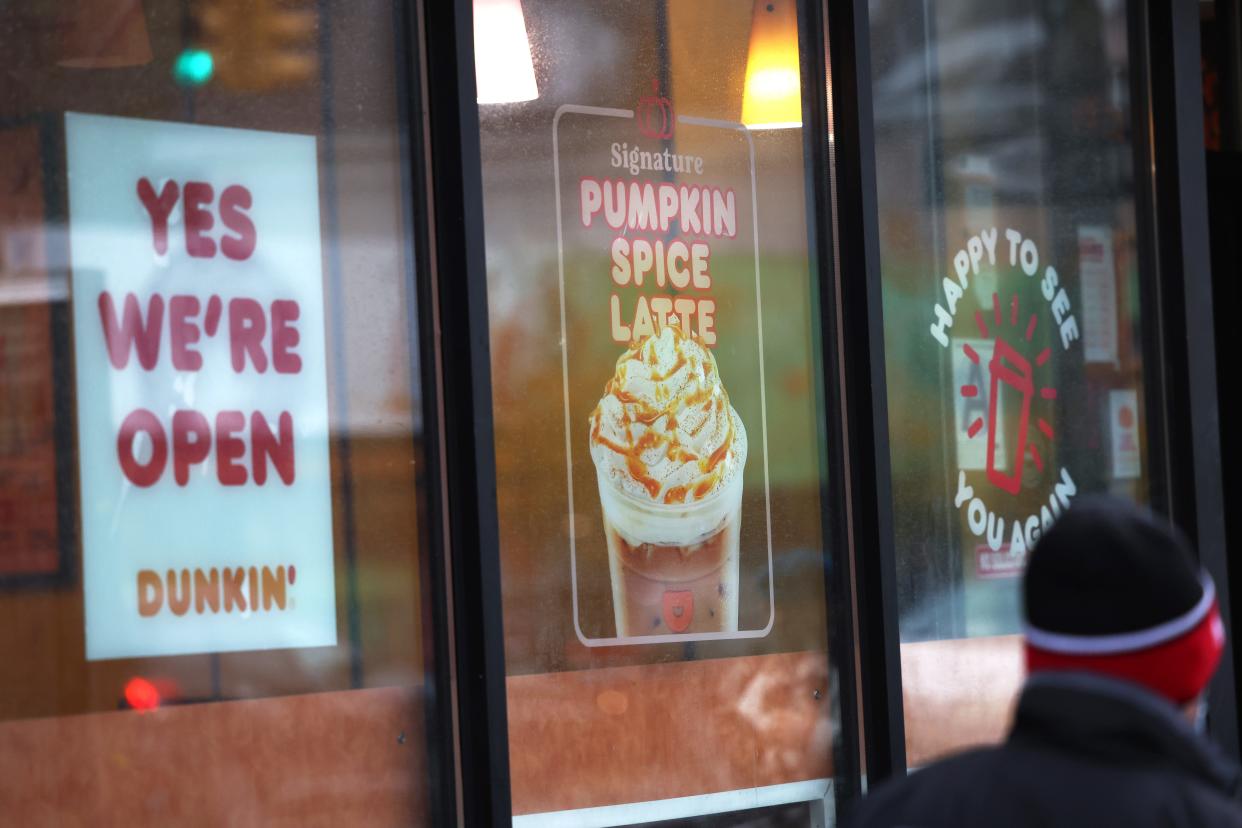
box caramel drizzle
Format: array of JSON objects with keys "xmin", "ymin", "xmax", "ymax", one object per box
[{"xmin": 590, "ymin": 329, "xmax": 736, "ymax": 504}]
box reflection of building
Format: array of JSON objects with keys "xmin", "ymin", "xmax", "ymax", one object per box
[{"xmin": 0, "ymin": 0, "xmax": 1235, "ymax": 825}]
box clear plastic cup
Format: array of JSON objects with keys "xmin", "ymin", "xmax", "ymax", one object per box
[{"xmin": 594, "ymin": 417, "xmax": 746, "ymax": 637}]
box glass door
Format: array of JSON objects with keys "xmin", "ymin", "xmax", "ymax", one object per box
[
  {"xmin": 0, "ymin": 0, "xmax": 447, "ymax": 821},
  {"xmin": 467, "ymin": 0, "xmax": 856, "ymax": 823},
  {"xmin": 865, "ymin": 0, "xmax": 1172, "ymax": 767}
]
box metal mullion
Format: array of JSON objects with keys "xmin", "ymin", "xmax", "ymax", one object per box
[
  {"xmin": 1141, "ymin": 0, "xmax": 1239, "ymax": 757},
  {"xmin": 824, "ymin": 0, "xmax": 907, "ymax": 785},
  {"xmin": 397, "ymin": 0, "xmax": 466, "ymax": 823},
  {"xmin": 1127, "ymin": 0, "xmax": 1174, "ymax": 550},
  {"xmin": 797, "ymin": 0, "xmax": 864, "ymax": 813},
  {"xmin": 421, "ymin": 0, "xmax": 513, "ymax": 824}
]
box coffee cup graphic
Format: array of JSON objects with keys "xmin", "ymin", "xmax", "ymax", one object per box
[
  {"xmin": 960, "ymin": 291, "xmax": 1060, "ymax": 489},
  {"xmin": 986, "ymin": 336, "xmax": 1033, "ymax": 495},
  {"xmin": 588, "ymin": 325, "xmax": 747, "ymax": 637}
]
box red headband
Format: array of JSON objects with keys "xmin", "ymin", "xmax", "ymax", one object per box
[{"xmin": 1025, "ymin": 576, "xmax": 1226, "ymax": 704}]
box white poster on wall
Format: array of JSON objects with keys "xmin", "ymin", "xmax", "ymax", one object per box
[
  {"xmin": 1078, "ymin": 225, "xmax": 1119, "ymax": 365},
  {"xmin": 66, "ymin": 113, "xmax": 336, "ymax": 660},
  {"xmin": 1109, "ymin": 388, "xmax": 1142, "ymax": 480}
]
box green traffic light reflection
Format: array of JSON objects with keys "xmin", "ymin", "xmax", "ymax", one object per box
[{"xmin": 173, "ymin": 49, "xmax": 214, "ymax": 87}]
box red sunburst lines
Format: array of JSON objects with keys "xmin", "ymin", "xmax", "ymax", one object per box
[
  {"xmin": 961, "ymin": 384, "xmax": 978, "ymax": 397},
  {"xmin": 1036, "ymin": 347, "xmax": 1051, "ymax": 367},
  {"xmin": 993, "ymin": 292, "xmax": 1002, "ymax": 327},
  {"xmin": 1029, "ymin": 441, "xmax": 1045, "ymax": 472},
  {"xmin": 975, "ymin": 310, "xmax": 990, "ymax": 338},
  {"xmin": 968, "ymin": 418, "xmax": 984, "ymax": 438},
  {"xmin": 1025, "ymin": 314, "xmax": 1038, "ymax": 342},
  {"xmin": 1040, "ymin": 387, "xmax": 1057, "ymax": 400},
  {"xmin": 1038, "ymin": 418, "xmax": 1054, "ymax": 440}
]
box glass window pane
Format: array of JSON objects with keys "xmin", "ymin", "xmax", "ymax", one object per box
[
  {"xmin": 868, "ymin": 0, "xmax": 1158, "ymax": 765},
  {"xmin": 473, "ymin": 0, "xmax": 846, "ymax": 822},
  {"xmin": 0, "ymin": 1, "xmax": 437, "ymax": 821}
]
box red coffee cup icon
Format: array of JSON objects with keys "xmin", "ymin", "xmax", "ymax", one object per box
[
  {"xmin": 987, "ymin": 336, "xmax": 1033, "ymax": 495},
  {"xmin": 961, "ymin": 293, "xmax": 1058, "ymax": 490}
]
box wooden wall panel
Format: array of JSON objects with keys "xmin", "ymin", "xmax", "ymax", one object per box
[
  {"xmin": 901, "ymin": 635, "xmax": 1023, "ymax": 767},
  {"xmin": 507, "ymin": 651, "xmax": 833, "ymax": 815},
  {"xmin": 0, "ymin": 686, "xmax": 427, "ymax": 826}
]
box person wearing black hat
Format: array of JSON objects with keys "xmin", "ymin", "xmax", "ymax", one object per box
[{"xmin": 848, "ymin": 495, "xmax": 1242, "ymax": 828}]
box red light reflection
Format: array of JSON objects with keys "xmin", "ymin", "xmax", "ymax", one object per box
[{"xmin": 124, "ymin": 677, "xmax": 160, "ymax": 711}]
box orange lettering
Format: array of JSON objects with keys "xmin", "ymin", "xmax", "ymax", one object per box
[
  {"xmin": 262, "ymin": 565, "xmax": 287, "ymax": 610},
  {"xmin": 194, "ymin": 568, "xmax": 221, "ymax": 613},
  {"xmin": 137, "ymin": 570, "xmax": 163, "ymax": 616},
  {"xmin": 223, "ymin": 567, "xmax": 247, "ymax": 611},
  {"xmin": 166, "ymin": 569, "xmax": 191, "ymax": 616}
]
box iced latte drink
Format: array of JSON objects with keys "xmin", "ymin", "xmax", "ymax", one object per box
[{"xmin": 588, "ymin": 325, "xmax": 747, "ymax": 637}]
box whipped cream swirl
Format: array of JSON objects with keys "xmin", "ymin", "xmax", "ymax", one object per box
[{"xmin": 589, "ymin": 325, "xmax": 745, "ymax": 504}]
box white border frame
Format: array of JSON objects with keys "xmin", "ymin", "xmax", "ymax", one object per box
[
  {"xmin": 553, "ymin": 104, "xmax": 775, "ymax": 646},
  {"xmin": 513, "ymin": 778, "xmax": 833, "ymax": 827}
]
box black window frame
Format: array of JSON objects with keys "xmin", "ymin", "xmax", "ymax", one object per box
[
  {"xmin": 826, "ymin": 0, "xmax": 1239, "ymax": 784},
  {"xmin": 412, "ymin": 0, "xmax": 1238, "ymax": 823}
]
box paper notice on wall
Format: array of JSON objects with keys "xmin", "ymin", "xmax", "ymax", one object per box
[
  {"xmin": 975, "ymin": 543, "xmax": 1024, "ymax": 580},
  {"xmin": 1078, "ymin": 225, "xmax": 1119, "ymax": 365},
  {"xmin": 952, "ymin": 337, "xmax": 1004, "ymax": 472},
  {"xmin": 1109, "ymin": 388, "xmax": 1142, "ymax": 480},
  {"xmin": 66, "ymin": 113, "xmax": 336, "ymax": 660}
]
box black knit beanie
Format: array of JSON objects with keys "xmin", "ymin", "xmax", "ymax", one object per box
[{"xmin": 1023, "ymin": 495, "xmax": 1224, "ymax": 704}]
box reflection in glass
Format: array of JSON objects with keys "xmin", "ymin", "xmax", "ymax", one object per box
[
  {"xmin": 474, "ymin": 0, "xmax": 540, "ymax": 104},
  {"xmin": 869, "ymin": 0, "xmax": 1156, "ymax": 765},
  {"xmin": 742, "ymin": 0, "xmax": 803, "ymax": 130},
  {"xmin": 477, "ymin": 0, "xmax": 842, "ymax": 821},
  {"xmin": 0, "ymin": 0, "xmax": 436, "ymax": 821}
]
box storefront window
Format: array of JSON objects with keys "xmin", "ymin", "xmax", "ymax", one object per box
[
  {"xmin": 0, "ymin": 1, "xmax": 438, "ymax": 821},
  {"xmin": 868, "ymin": 0, "xmax": 1159, "ymax": 764},
  {"xmin": 474, "ymin": 0, "xmax": 845, "ymax": 822}
]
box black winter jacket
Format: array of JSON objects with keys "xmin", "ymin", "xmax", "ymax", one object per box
[{"xmin": 848, "ymin": 672, "xmax": 1242, "ymax": 828}]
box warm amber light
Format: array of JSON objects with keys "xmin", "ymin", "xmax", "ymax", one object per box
[
  {"xmin": 741, "ymin": 0, "xmax": 802, "ymax": 130},
  {"xmin": 474, "ymin": 0, "xmax": 539, "ymax": 104}
]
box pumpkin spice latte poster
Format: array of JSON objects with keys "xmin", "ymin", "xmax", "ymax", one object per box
[{"xmin": 554, "ymin": 90, "xmax": 774, "ymax": 645}]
